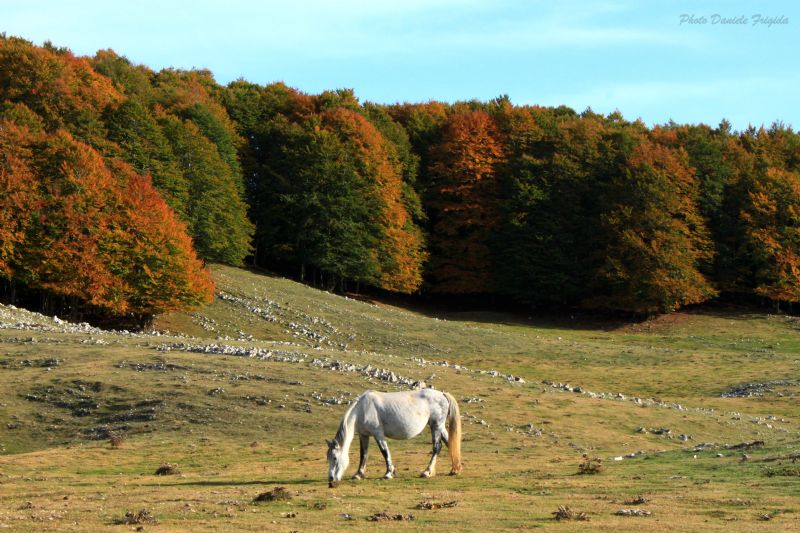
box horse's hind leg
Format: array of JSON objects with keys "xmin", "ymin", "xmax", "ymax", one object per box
[
  {"xmin": 353, "ymin": 434, "xmax": 369, "ymax": 480},
  {"xmin": 422, "ymin": 425, "xmax": 444, "ymax": 478},
  {"xmin": 374, "ymin": 435, "xmax": 395, "ymax": 479}
]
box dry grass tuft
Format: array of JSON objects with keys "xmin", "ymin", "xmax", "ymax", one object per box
[
  {"xmin": 552, "ymin": 505, "xmax": 590, "ymax": 521},
  {"xmin": 578, "ymin": 454, "xmax": 603, "ymax": 475},
  {"xmin": 114, "ymin": 509, "xmax": 157, "ymax": 525},
  {"xmin": 109, "ymin": 433, "xmax": 125, "ymax": 449},
  {"xmin": 623, "ymin": 495, "xmax": 649, "ymax": 505}
]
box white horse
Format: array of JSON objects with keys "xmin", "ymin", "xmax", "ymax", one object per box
[{"xmin": 326, "ymin": 389, "xmax": 462, "ymax": 487}]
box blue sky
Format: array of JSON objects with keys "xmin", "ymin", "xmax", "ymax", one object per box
[{"xmin": 3, "ymin": 0, "xmax": 797, "ymax": 130}]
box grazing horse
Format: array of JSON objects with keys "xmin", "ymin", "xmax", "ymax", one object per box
[{"xmin": 326, "ymin": 389, "xmax": 462, "ymax": 487}]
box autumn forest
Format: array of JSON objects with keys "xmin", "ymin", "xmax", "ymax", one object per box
[{"xmin": 1, "ymin": 35, "xmax": 799, "ymax": 323}]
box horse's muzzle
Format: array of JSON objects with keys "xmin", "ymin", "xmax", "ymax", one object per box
[{"xmin": 328, "ymin": 480, "xmax": 338, "ymax": 488}]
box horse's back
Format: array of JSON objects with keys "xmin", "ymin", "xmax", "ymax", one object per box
[{"xmin": 356, "ymin": 389, "xmax": 446, "ymax": 440}]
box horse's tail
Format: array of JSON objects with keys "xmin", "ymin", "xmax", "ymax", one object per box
[{"xmin": 443, "ymin": 391, "xmax": 462, "ymax": 474}]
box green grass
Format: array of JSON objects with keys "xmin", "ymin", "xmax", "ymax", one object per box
[{"xmin": 0, "ymin": 264, "xmax": 799, "ymax": 531}]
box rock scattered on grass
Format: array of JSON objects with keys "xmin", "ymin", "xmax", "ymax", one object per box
[
  {"xmin": 416, "ymin": 500, "xmax": 458, "ymax": 510},
  {"xmin": 311, "ymin": 358, "xmax": 423, "ymax": 388},
  {"xmin": 722, "ymin": 380, "xmax": 799, "ymax": 398},
  {"xmin": 615, "ymin": 509, "xmax": 652, "ymax": 516},
  {"xmin": 729, "ymin": 440, "xmax": 765, "ymax": 450},
  {"xmin": 115, "ymin": 509, "xmax": 157, "ymax": 525},
  {"xmin": 414, "ymin": 357, "xmax": 525, "ymax": 383},
  {"xmin": 367, "ymin": 512, "xmax": 415, "ymax": 521}
]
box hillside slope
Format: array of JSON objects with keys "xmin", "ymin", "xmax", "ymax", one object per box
[{"xmin": 0, "ymin": 265, "xmax": 798, "ymax": 531}]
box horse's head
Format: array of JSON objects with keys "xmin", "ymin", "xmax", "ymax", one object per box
[{"xmin": 326, "ymin": 439, "xmax": 349, "ymax": 488}]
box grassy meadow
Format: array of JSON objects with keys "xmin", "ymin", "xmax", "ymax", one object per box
[{"xmin": 0, "ymin": 264, "xmax": 798, "ymax": 531}]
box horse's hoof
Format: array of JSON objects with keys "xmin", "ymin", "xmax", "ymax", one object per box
[
  {"xmin": 382, "ymin": 473, "xmax": 394, "ymax": 480},
  {"xmin": 420, "ymin": 471, "xmax": 432, "ymax": 478},
  {"xmin": 352, "ymin": 473, "xmax": 364, "ymax": 480}
]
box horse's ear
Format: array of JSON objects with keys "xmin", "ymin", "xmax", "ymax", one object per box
[{"xmin": 325, "ymin": 439, "xmax": 332, "ymax": 447}]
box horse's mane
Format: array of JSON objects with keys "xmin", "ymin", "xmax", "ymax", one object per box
[{"xmin": 334, "ymin": 393, "xmax": 362, "ymax": 444}]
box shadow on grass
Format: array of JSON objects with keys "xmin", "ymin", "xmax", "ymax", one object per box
[{"xmin": 141, "ymin": 478, "xmax": 320, "ymax": 487}]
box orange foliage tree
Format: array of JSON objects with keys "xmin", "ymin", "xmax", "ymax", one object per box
[
  {"xmin": 108, "ymin": 160, "xmax": 214, "ymax": 314},
  {"xmin": 595, "ymin": 132, "xmax": 716, "ymax": 312},
  {"xmin": 739, "ymin": 167, "xmax": 800, "ymax": 302},
  {"xmin": 426, "ymin": 110, "xmax": 503, "ymax": 293},
  {"xmin": 4, "ymin": 127, "xmax": 212, "ymax": 317},
  {"xmin": 0, "ymin": 118, "xmax": 39, "ymax": 277},
  {"xmin": 321, "ymin": 108, "xmax": 426, "ymax": 293},
  {"xmin": 0, "ymin": 35, "xmax": 122, "ymax": 146},
  {"xmin": 18, "ymin": 129, "xmax": 131, "ymax": 312}
]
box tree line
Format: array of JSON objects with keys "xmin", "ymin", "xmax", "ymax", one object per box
[{"xmin": 1, "ymin": 35, "xmax": 798, "ymax": 321}]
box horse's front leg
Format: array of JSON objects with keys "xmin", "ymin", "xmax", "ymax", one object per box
[
  {"xmin": 374, "ymin": 435, "xmax": 395, "ymax": 479},
  {"xmin": 353, "ymin": 434, "xmax": 369, "ymax": 480},
  {"xmin": 422, "ymin": 425, "xmax": 443, "ymax": 478}
]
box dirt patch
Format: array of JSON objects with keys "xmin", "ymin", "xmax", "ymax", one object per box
[
  {"xmin": 755, "ymin": 451, "xmax": 799, "ymax": 462},
  {"xmin": 21, "ymin": 379, "xmax": 160, "ymax": 434},
  {"xmin": 722, "ymin": 381, "xmax": 800, "ymax": 398},
  {"xmin": 616, "ymin": 312, "xmax": 690, "ymax": 334},
  {"xmin": 254, "ymin": 487, "xmax": 292, "ymax": 502},
  {"xmin": 763, "ymin": 466, "xmax": 800, "ymax": 477},
  {"xmin": 154, "ymin": 463, "xmax": 180, "ymax": 476},
  {"xmin": 0, "ymin": 357, "xmax": 61, "ymax": 369},
  {"xmin": 730, "ymin": 440, "xmax": 765, "ymax": 450},
  {"xmin": 23, "ymin": 380, "xmax": 104, "ymax": 417},
  {"xmin": 117, "ymin": 360, "xmax": 190, "ymax": 372},
  {"xmin": 99, "ymin": 398, "xmax": 163, "ymax": 423}
]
